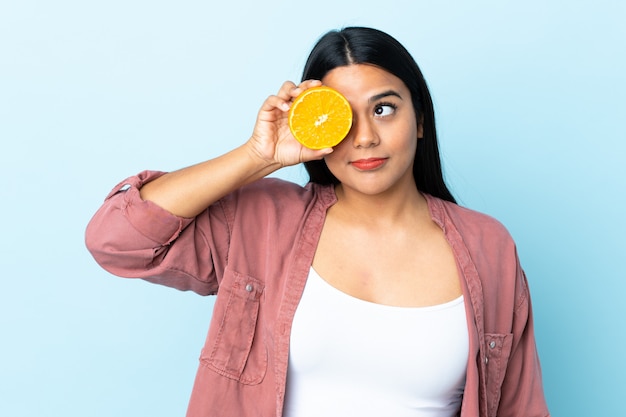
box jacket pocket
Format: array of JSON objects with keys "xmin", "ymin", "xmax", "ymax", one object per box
[
  {"xmin": 484, "ymin": 333, "xmax": 513, "ymax": 416},
  {"xmin": 201, "ymin": 268, "xmax": 267, "ymax": 385}
]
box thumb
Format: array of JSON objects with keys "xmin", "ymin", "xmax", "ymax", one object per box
[{"xmin": 301, "ymin": 147, "xmax": 334, "ymax": 163}]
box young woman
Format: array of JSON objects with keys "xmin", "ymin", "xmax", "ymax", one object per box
[{"xmin": 86, "ymin": 27, "xmax": 549, "ymax": 417}]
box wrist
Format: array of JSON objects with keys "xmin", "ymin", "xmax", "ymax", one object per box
[{"xmin": 239, "ymin": 142, "xmax": 282, "ymax": 177}]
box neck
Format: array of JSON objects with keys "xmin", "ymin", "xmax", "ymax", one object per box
[{"xmin": 332, "ymin": 182, "xmax": 428, "ymax": 227}]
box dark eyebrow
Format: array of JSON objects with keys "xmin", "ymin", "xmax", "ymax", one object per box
[{"xmin": 369, "ymin": 90, "xmax": 403, "ymax": 103}]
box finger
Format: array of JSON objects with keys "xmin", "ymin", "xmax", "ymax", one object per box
[
  {"xmin": 299, "ymin": 79, "xmax": 323, "ymax": 89},
  {"xmin": 290, "ymin": 79, "xmax": 323, "ymax": 99},
  {"xmin": 276, "ymin": 81, "xmax": 298, "ymax": 100},
  {"xmin": 267, "ymin": 79, "xmax": 324, "ymax": 115},
  {"xmin": 300, "ymin": 146, "xmax": 333, "ymax": 162},
  {"xmin": 260, "ymin": 94, "xmax": 291, "ymax": 114}
]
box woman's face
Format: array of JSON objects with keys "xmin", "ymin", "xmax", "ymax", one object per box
[{"xmin": 321, "ymin": 64, "xmax": 421, "ymax": 197}]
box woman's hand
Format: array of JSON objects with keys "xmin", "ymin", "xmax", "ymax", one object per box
[
  {"xmin": 246, "ymin": 79, "xmax": 333, "ymax": 167},
  {"xmin": 139, "ymin": 80, "xmax": 335, "ymax": 218}
]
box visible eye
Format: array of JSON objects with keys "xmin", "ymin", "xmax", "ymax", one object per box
[{"xmin": 374, "ymin": 102, "xmax": 397, "ymax": 117}]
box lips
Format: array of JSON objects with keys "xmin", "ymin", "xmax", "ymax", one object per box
[{"xmin": 350, "ymin": 158, "xmax": 388, "ymax": 171}]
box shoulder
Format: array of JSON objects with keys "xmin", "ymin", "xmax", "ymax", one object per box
[
  {"xmin": 216, "ymin": 178, "xmax": 335, "ymax": 223},
  {"xmin": 230, "ymin": 177, "xmax": 333, "ymax": 205},
  {"xmin": 426, "ymin": 194, "xmax": 521, "ymax": 282},
  {"xmin": 238, "ymin": 177, "xmax": 316, "ymax": 197},
  {"xmin": 428, "ymin": 196, "xmax": 530, "ymax": 325},
  {"xmin": 428, "ymin": 195, "xmax": 514, "ymax": 246}
]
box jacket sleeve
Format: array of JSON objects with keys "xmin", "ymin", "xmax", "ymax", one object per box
[
  {"xmin": 84, "ymin": 170, "xmax": 229, "ymax": 295},
  {"xmin": 497, "ymin": 265, "xmax": 550, "ymax": 417}
]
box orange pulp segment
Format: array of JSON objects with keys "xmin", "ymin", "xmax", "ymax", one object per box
[{"xmin": 288, "ymin": 86, "xmax": 353, "ymax": 149}]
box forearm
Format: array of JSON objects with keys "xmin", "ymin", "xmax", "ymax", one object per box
[
  {"xmin": 140, "ymin": 143, "xmax": 280, "ymax": 218},
  {"xmin": 139, "ymin": 79, "xmax": 332, "ymax": 218}
]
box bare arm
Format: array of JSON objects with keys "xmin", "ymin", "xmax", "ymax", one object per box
[{"xmin": 140, "ymin": 79, "xmax": 332, "ymax": 218}]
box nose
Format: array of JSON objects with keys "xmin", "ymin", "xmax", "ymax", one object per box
[{"xmin": 348, "ymin": 115, "xmax": 379, "ymax": 148}]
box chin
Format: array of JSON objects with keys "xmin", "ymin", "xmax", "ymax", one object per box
[{"xmin": 340, "ymin": 180, "xmax": 399, "ymax": 197}]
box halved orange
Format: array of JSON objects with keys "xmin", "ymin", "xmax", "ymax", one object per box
[{"xmin": 288, "ymin": 86, "xmax": 353, "ymax": 149}]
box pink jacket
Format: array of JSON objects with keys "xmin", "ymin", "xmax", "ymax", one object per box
[{"xmin": 85, "ymin": 170, "xmax": 549, "ymax": 417}]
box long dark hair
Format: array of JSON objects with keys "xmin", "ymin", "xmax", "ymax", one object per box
[{"xmin": 302, "ymin": 27, "xmax": 456, "ymax": 203}]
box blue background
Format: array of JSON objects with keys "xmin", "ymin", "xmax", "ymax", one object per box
[{"xmin": 1, "ymin": 1, "xmax": 624, "ymax": 415}]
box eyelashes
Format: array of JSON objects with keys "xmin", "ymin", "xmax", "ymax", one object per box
[{"xmin": 373, "ymin": 102, "xmax": 398, "ymax": 117}]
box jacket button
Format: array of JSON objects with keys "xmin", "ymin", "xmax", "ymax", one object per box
[
  {"xmin": 245, "ymin": 284, "xmax": 254, "ymax": 292},
  {"xmin": 485, "ymin": 357, "xmax": 489, "ymax": 365},
  {"xmin": 489, "ymin": 341, "xmax": 496, "ymax": 349}
]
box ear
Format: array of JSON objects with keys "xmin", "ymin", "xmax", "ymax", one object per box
[{"xmin": 417, "ymin": 114, "xmax": 424, "ymax": 139}]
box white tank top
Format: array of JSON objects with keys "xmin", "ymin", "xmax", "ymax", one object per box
[{"xmin": 283, "ymin": 267, "xmax": 468, "ymax": 417}]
